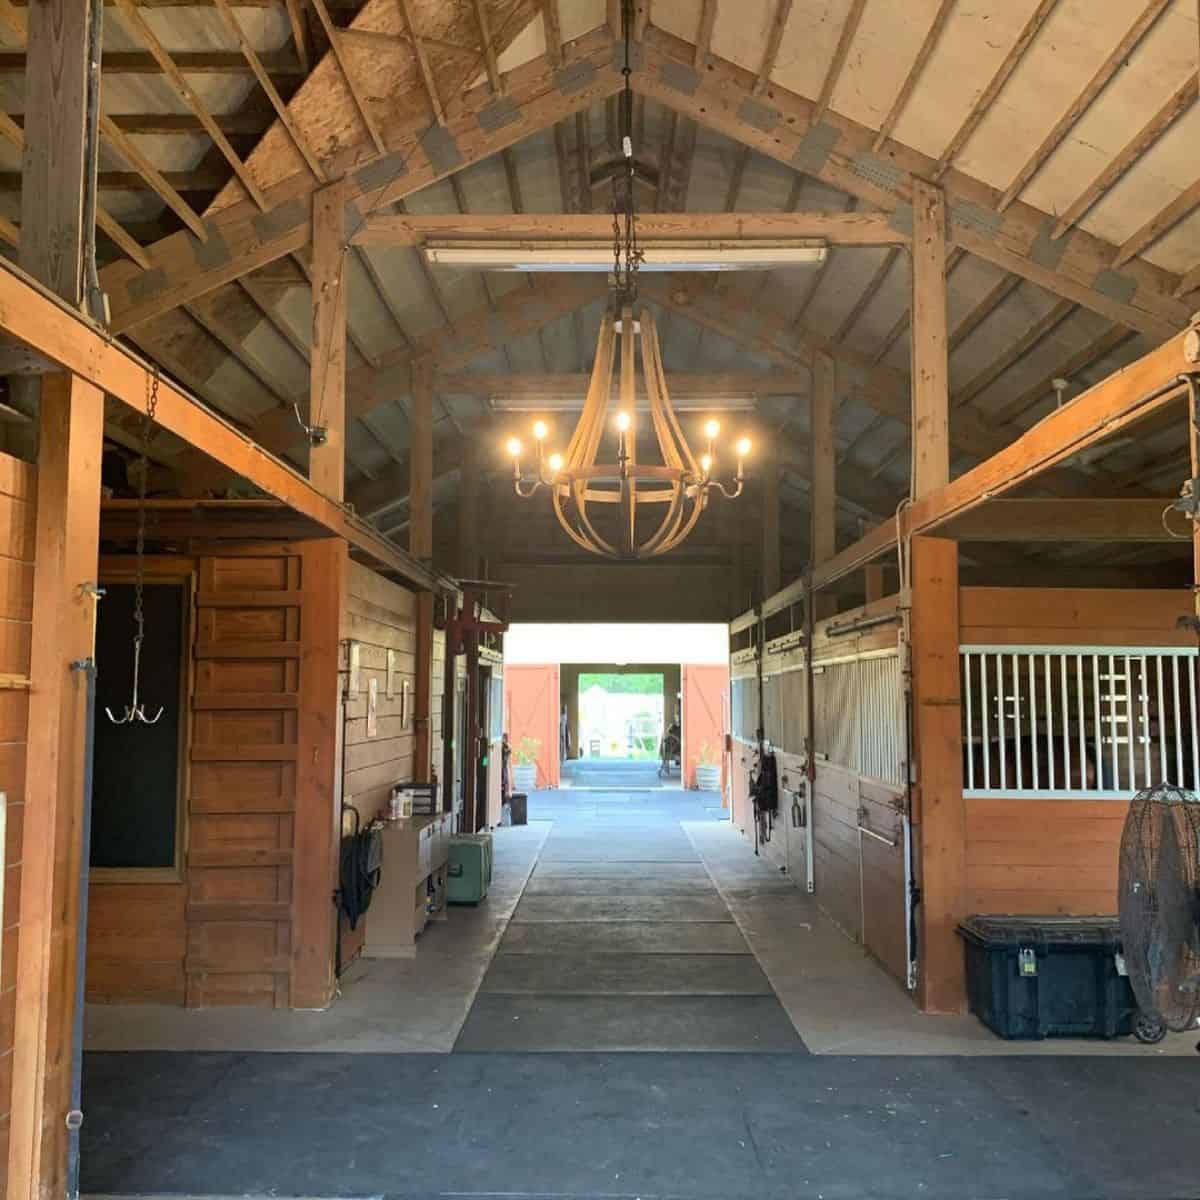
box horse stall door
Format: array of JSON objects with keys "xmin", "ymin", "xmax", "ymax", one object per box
[{"xmin": 857, "ymin": 778, "xmax": 909, "ymax": 987}]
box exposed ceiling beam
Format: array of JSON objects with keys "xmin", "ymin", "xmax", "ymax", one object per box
[
  {"xmin": 1050, "ymin": 72, "xmax": 1196, "ymax": 241},
  {"xmin": 0, "ymin": 50, "xmax": 306, "ymax": 73},
  {"xmin": 931, "ymin": 0, "xmax": 1059, "ymax": 181},
  {"xmin": 635, "ymin": 28, "xmax": 1190, "ymax": 341},
  {"xmin": 813, "ymin": 0, "xmax": 863, "ymax": 119},
  {"xmin": 997, "ymin": 0, "xmax": 1172, "ymax": 211},
  {"xmin": 437, "ymin": 370, "xmax": 811, "ymax": 397},
  {"xmin": 173, "ymin": 274, "xmax": 607, "ymax": 492},
  {"xmin": 755, "ymin": 0, "xmax": 794, "ymax": 97},
  {"xmin": 872, "ymin": 0, "xmax": 954, "ymax": 152},
  {"xmin": 939, "ymin": 498, "xmax": 1180, "ymax": 542},
  {"xmin": 349, "ymin": 210, "xmax": 908, "ymax": 245},
  {"xmin": 101, "ymin": 25, "xmax": 616, "ymax": 334}
]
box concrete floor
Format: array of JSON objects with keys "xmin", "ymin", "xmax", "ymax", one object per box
[
  {"xmin": 80, "ymin": 788, "xmax": 1200, "ymax": 1199},
  {"xmin": 561, "ymin": 756, "xmax": 687, "ymax": 788}
]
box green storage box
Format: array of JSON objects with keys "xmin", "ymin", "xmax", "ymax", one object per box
[{"xmin": 447, "ymin": 833, "xmax": 493, "ymax": 904}]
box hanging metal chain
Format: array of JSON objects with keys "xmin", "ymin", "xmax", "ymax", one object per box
[
  {"xmin": 107, "ymin": 369, "xmax": 164, "ymax": 725},
  {"xmin": 134, "ymin": 369, "xmax": 158, "ymax": 655},
  {"xmin": 610, "ymin": 0, "xmax": 641, "ymax": 307}
]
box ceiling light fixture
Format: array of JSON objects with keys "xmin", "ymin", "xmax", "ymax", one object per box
[
  {"xmin": 423, "ymin": 240, "xmax": 827, "ymax": 271},
  {"xmin": 499, "ymin": 0, "xmax": 750, "ymax": 560}
]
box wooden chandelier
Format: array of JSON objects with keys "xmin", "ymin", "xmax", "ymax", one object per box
[{"xmin": 506, "ymin": 303, "xmax": 750, "ymax": 560}]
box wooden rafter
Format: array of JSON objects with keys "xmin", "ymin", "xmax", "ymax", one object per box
[
  {"xmin": 473, "ymin": 0, "xmax": 502, "ymax": 92},
  {"xmin": 931, "ymin": 0, "xmax": 1059, "ymax": 181},
  {"xmin": 754, "ymin": 0, "xmax": 794, "ymax": 97},
  {"xmin": 948, "ymin": 272, "xmax": 1022, "ymax": 353},
  {"xmin": 113, "ymin": 0, "xmax": 269, "ymax": 209},
  {"xmin": 214, "ymin": 0, "xmax": 327, "ymax": 181},
  {"xmin": 0, "ymin": 109, "xmax": 153, "ymax": 268},
  {"xmin": 97, "ymin": 115, "xmax": 209, "ymax": 238},
  {"xmin": 872, "ymin": 0, "xmax": 954, "ymax": 151},
  {"xmin": 1050, "ymin": 71, "xmax": 1196, "ymax": 240},
  {"xmin": 542, "ymin": 0, "xmax": 563, "ymax": 67},
  {"xmin": 834, "ymin": 247, "xmax": 899, "ymax": 343},
  {"xmin": 396, "ymin": 0, "xmax": 446, "ymax": 125},
  {"xmin": 1115, "ymin": 173, "xmax": 1200, "ymax": 268},
  {"xmin": 813, "ymin": 0, "xmax": 864, "ymax": 118},
  {"xmin": 951, "ymin": 299, "xmax": 1076, "ymax": 410},
  {"xmin": 350, "ymin": 210, "xmax": 908, "ymax": 244},
  {"xmin": 308, "ymin": 0, "xmax": 387, "ymax": 153},
  {"xmin": 997, "ymin": 0, "xmax": 1172, "ymax": 211},
  {"xmin": 284, "ymin": 0, "xmax": 309, "ymax": 72},
  {"xmin": 694, "ymin": 0, "xmax": 717, "ymax": 68},
  {"xmin": 0, "ymin": 48, "xmax": 306, "ymax": 74},
  {"xmin": 174, "ymin": 274, "xmax": 606, "ymax": 492},
  {"xmin": 102, "ymin": 28, "xmax": 620, "ymax": 334},
  {"xmin": 988, "ymin": 324, "xmax": 1136, "ymax": 427},
  {"xmin": 634, "ymin": 29, "xmax": 1189, "ymax": 340}
]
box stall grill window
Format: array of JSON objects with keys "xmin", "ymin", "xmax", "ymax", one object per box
[{"xmin": 961, "ymin": 646, "xmax": 1200, "ymax": 797}]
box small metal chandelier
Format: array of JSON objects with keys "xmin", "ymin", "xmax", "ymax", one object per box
[{"xmin": 504, "ymin": 0, "xmax": 751, "ymax": 560}]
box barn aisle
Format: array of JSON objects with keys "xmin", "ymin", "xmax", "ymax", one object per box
[{"xmin": 455, "ymin": 789, "xmax": 805, "ymax": 1051}]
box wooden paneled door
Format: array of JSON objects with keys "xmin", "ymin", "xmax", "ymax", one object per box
[
  {"xmin": 187, "ymin": 540, "xmax": 342, "ymax": 1008},
  {"xmin": 681, "ymin": 665, "xmax": 728, "ymax": 790},
  {"xmin": 504, "ymin": 664, "xmax": 560, "ymax": 789}
]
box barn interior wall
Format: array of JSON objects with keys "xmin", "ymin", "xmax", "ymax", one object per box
[
  {"xmin": 0, "ymin": 451, "xmax": 35, "ymax": 1172},
  {"xmin": 337, "ymin": 561, "xmax": 421, "ymax": 968},
  {"xmin": 86, "ymin": 539, "xmax": 347, "ymax": 1011}
]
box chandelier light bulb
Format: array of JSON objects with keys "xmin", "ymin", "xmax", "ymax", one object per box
[
  {"xmin": 548, "ymin": 452, "xmax": 564, "ymax": 472},
  {"xmin": 532, "ymin": 420, "xmax": 548, "ymax": 441},
  {"xmin": 506, "ymin": 436, "xmax": 522, "ymax": 458},
  {"xmin": 615, "ymin": 411, "xmax": 632, "ymax": 432},
  {"xmin": 704, "ymin": 419, "xmax": 720, "ymax": 440},
  {"xmin": 736, "ymin": 436, "xmax": 752, "ymax": 458},
  {"xmin": 700, "ymin": 453, "xmax": 713, "ymax": 474}
]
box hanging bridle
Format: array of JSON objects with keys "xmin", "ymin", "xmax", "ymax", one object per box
[{"xmin": 106, "ymin": 369, "xmax": 165, "ymax": 726}]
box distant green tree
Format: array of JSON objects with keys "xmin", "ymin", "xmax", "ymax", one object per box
[{"xmin": 579, "ymin": 672, "xmax": 663, "ymax": 695}]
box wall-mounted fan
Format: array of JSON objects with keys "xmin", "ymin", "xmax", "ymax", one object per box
[{"xmin": 1118, "ymin": 785, "xmax": 1200, "ymax": 1044}]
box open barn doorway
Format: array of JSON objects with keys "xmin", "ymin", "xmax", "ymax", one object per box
[{"xmin": 503, "ymin": 623, "xmax": 729, "ymax": 794}]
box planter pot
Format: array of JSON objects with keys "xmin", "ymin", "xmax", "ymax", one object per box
[
  {"xmin": 694, "ymin": 763, "xmax": 721, "ymax": 792},
  {"xmin": 512, "ymin": 762, "xmax": 538, "ymax": 793}
]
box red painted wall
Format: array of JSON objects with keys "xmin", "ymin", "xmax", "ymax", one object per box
[
  {"xmin": 682, "ymin": 664, "xmax": 729, "ymax": 792},
  {"xmin": 504, "ymin": 663, "xmax": 560, "ymax": 788}
]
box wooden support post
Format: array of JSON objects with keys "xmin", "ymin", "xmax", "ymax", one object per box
[
  {"xmin": 309, "ymin": 178, "xmax": 347, "ymax": 500},
  {"xmin": 291, "ymin": 537, "xmax": 347, "ymax": 1009},
  {"xmin": 864, "ymin": 563, "xmax": 885, "ymax": 602},
  {"xmin": 910, "ymin": 534, "xmax": 965, "ymax": 1014},
  {"xmin": 458, "ymin": 436, "xmax": 479, "ymax": 580},
  {"xmin": 910, "ymin": 178, "xmax": 950, "ymax": 498},
  {"xmin": 20, "ymin": 0, "xmax": 90, "ymax": 303},
  {"xmin": 810, "ymin": 350, "xmax": 837, "ymax": 620},
  {"xmin": 9, "ymin": 373, "xmax": 103, "ymax": 1200},
  {"xmin": 761, "ymin": 457, "xmax": 781, "ymax": 599},
  {"xmin": 410, "ymin": 356, "xmax": 434, "ymax": 563}
]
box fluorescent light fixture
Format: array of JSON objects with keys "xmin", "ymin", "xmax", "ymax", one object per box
[
  {"xmin": 489, "ymin": 394, "xmax": 759, "ymax": 413},
  {"xmin": 423, "ymin": 239, "xmax": 828, "ymax": 271}
]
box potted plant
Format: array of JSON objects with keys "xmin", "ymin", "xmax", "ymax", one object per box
[
  {"xmin": 694, "ymin": 741, "xmax": 721, "ymax": 792},
  {"xmin": 511, "ymin": 736, "xmax": 540, "ymax": 793}
]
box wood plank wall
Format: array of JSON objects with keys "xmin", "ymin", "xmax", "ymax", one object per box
[
  {"xmin": 0, "ymin": 451, "xmax": 35, "ymax": 1173},
  {"xmin": 90, "ymin": 541, "xmax": 346, "ymax": 1009},
  {"xmin": 955, "ymin": 587, "xmax": 1188, "ymax": 919},
  {"xmin": 338, "ymin": 563, "xmax": 419, "ymax": 966},
  {"xmin": 187, "ymin": 546, "xmax": 307, "ymax": 1008}
]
